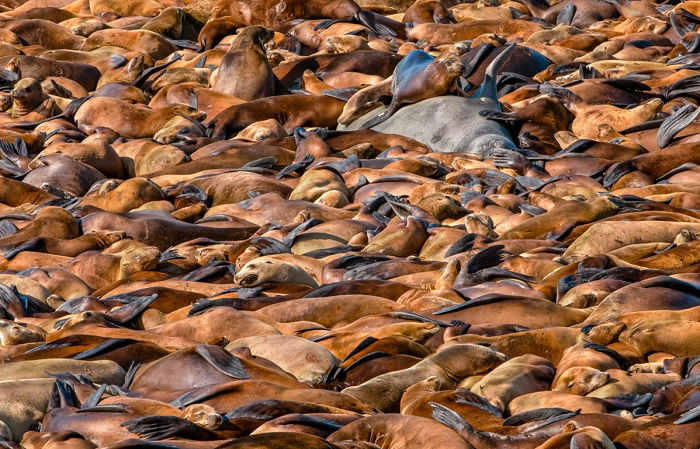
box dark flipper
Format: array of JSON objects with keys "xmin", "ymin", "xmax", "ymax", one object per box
[
  {"xmin": 523, "ymin": 409, "xmax": 581, "ymax": 432},
  {"xmin": 195, "ymin": 344, "xmax": 250, "ymax": 379},
  {"xmin": 466, "ymin": 245, "xmax": 506, "ymax": 274},
  {"xmin": 313, "ymin": 18, "xmax": 349, "ymax": 30},
  {"xmin": 82, "ymin": 383, "xmax": 108, "ymax": 409},
  {"xmin": 122, "ymin": 415, "xmax": 218, "ymax": 440},
  {"xmin": 445, "ymin": 233, "xmax": 477, "ymax": 257},
  {"xmin": 657, "ymin": 104, "xmax": 700, "ymax": 148},
  {"xmin": 359, "ymin": 102, "xmax": 397, "ymax": 129},
  {"xmin": 479, "ymin": 110, "xmax": 519, "ymax": 124},
  {"xmin": 430, "ymin": 402, "xmax": 474, "ymax": 432},
  {"xmin": 283, "ymin": 218, "xmax": 322, "ymax": 248},
  {"xmin": 674, "ymin": 404, "xmax": 700, "ymax": 424},
  {"xmin": 48, "ymin": 379, "xmax": 81, "ymax": 410},
  {"xmin": 106, "ymin": 294, "xmax": 159, "ymax": 325},
  {"xmin": 582, "ymin": 341, "xmax": 628, "ymax": 369},
  {"xmin": 320, "ymin": 88, "xmax": 358, "ymax": 101},
  {"xmin": 556, "ymin": 3, "xmax": 576, "ymax": 25},
  {"xmin": 471, "ymin": 44, "xmax": 517, "ymax": 106},
  {"xmin": 356, "ymin": 10, "xmax": 398, "ymax": 37},
  {"xmin": 603, "ymin": 393, "xmax": 652, "ymax": 410},
  {"xmin": 123, "ymin": 361, "xmax": 140, "ymax": 389},
  {"xmin": 502, "ymin": 407, "xmax": 574, "ymax": 426},
  {"xmin": 603, "ymin": 161, "xmax": 635, "ymax": 187},
  {"xmin": 339, "ymin": 336, "xmax": 378, "ymax": 363},
  {"xmin": 73, "ymin": 338, "xmax": 137, "ymax": 360},
  {"xmin": 131, "ymin": 52, "xmax": 183, "ymax": 88}
]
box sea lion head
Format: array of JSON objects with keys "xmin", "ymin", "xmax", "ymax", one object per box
[
  {"xmin": 554, "ymin": 366, "xmax": 612, "ymax": 395},
  {"xmin": 0, "ymin": 320, "xmax": 44, "ymax": 345},
  {"xmin": 435, "ymin": 53, "xmax": 464, "ymax": 77},
  {"xmin": 11, "ymin": 78, "xmax": 43, "ymax": 108},
  {"xmin": 183, "ymin": 404, "xmax": 223, "ymax": 429},
  {"xmin": 171, "ymin": 103, "xmax": 207, "ymax": 121},
  {"xmin": 234, "ymin": 257, "xmax": 318, "ymax": 287}
]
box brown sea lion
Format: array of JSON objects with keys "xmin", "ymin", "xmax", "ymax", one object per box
[
  {"xmin": 212, "ymin": 26, "xmax": 275, "ymax": 101},
  {"xmin": 342, "ymin": 343, "xmax": 507, "ymax": 411}
]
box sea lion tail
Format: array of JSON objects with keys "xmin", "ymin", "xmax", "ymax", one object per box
[{"xmin": 470, "ymin": 43, "xmax": 517, "ymax": 106}]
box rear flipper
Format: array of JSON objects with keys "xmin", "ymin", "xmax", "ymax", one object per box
[
  {"xmin": 603, "ymin": 161, "xmax": 636, "ymax": 187},
  {"xmin": 657, "ymin": 103, "xmax": 700, "ymax": 148}
]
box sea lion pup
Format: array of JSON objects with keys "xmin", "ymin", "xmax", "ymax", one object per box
[
  {"xmin": 209, "ymin": 0, "xmax": 398, "ymax": 36},
  {"xmin": 359, "ymin": 49, "xmax": 464, "ymax": 128},
  {"xmin": 74, "ymin": 97, "xmax": 206, "ymax": 138},
  {"xmin": 342, "ymin": 343, "xmax": 507, "ymax": 411},
  {"xmin": 6, "ymin": 78, "xmax": 59, "ymax": 120},
  {"xmin": 212, "ymin": 26, "xmax": 275, "ymax": 101}
]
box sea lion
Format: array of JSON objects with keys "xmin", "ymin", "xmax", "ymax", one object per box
[
  {"xmin": 342, "ymin": 343, "xmax": 507, "ymax": 411},
  {"xmin": 359, "ymin": 49, "xmax": 463, "ymax": 128},
  {"xmin": 210, "ymin": 0, "xmax": 398, "ymax": 36},
  {"xmin": 212, "ymin": 26, "xmax": 276, "ymax": 101},
  {"xmin": 340, "ymin": 45, "xmax": 517, "ymax": 154}
]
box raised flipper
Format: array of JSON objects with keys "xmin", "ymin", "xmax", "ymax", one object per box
[
  {"xmin": 131, "ymin": 53, "xmax": 182, "ymax": 88},
  {"xmin": 470, "ymin": 44, "xmax": 517, "ymax": 107},
  {"xmin": 461, "ymin": 44, "xmax": 495, "ymax": 79},
  {"xmin": 545, "ymin": 222, "xmax": 578, "ymax": 241},
  {"xmin": 0, "ymin": 220, "xmax": 17, "ymax": 239},
  {"xmin": 275, "ymin": 153, "xmax": 314, "ymax": 179},
  {"xmin": 657, "ymin": 162, "xmax": 700, "ymax": 181},
  {"xmin": 657, "ymin": 103, "xmax": 700, "ymax": 148},
  {"xmin": 313, "ymin": 18, "xmax": 350, "ymax": 30},
  {"xmin": 123, "ymin": 361, "xmax": 141, "ymax": 389},
  {"xmin": 339, "ymin": 336, "xmax": 379, "ymax": 363},
  {"xmin": 82, "ymin": 383, "xmax": 108, "ymax": 409},
  {"xmin": 195, "ymin": 344, "xmax": 250, "ymax": 379},
  {"xmin": 48, "ymin": 379, "xmax": 81, "ymax": 410},
  {"xmin": 356, "ymin": 10, "xmax": 398, "ymax": 37}
]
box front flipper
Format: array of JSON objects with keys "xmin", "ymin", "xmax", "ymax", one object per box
[
  {"xmin": 122, "ymin": 415, "xmax": 218, "ymax": 440},
  {"xmin": 195, "ymin": 344, "xmax": 250, "ymax": 379},
  {"xmin": 356, "ymin": 10, "xmax": 398, "ymax": 37}
]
